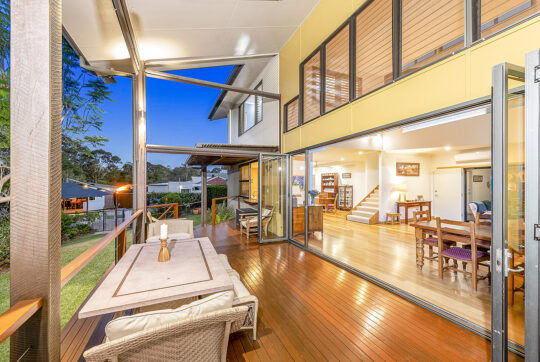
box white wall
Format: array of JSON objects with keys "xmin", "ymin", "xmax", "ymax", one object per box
[
  {"xmin": 312, "ymin": 163, "xmax": 366, "ymax": 206},
  {"xmin": 291, "ymin": 158, "xmax": 305, "ymax": 206},
  {"xmin": 87, "ymin": 196, "xmax": 105, "ymax": 211},
  {"xmin": 379, "ymin": 152, "xmax": 433, "ymax": 221},
  {"xmin": 228, "ymin": 56, "xmax": 279, "ymax": 146},
  {"xmin": 470, "ymin": 168, "xmax": 491, "ymax": 202},
  {"xmin": 365, "ymin": 152, "xmax": 379, "ymax": 195}
]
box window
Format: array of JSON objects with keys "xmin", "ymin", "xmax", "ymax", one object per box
[
  {"xmin": 239, "ymin": 164, "xmax": 250, "ymax": 197},
  {"xmin": 238, "ymin": 82, "xmax": 263, "ymax": 136},
  {"xmin": 302, "ymin": 50, "xmax": 321, "ymax": 123},
  {"xmin": 285, "ymin": 97, "xmax": 300, "ymax": 131},
  {"xmin": 480, "ymin": 0, "xmax": 540, "ymax": 38},
  {"xmin": 401, "ymin": 0, "xmax": 464, "ymax": 75},
  {"xmin": 325, "ymin": 24, "xmax": 350, "ymax": 112},
  {"xmin": 239, "ymin": 162, "xmax": 258, "ymax": 200},
  {"xmin": 355, "ymin": 0, "xmax": 393, "ymax": 97}
]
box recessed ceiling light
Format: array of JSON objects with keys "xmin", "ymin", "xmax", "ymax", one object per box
[
  {"xmin": 358, "ymin": 151, "xmax": 363, "ymax": 155},
  {"xmin": 341, "ymin": 158, "xmax": 344, "ymax": 161},
  {"xmin": 444, "ymin": 146, "xmax": 451, "ymax": 151}
]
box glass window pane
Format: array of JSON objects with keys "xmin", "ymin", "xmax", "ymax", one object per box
[
  {"xmin": 244, "ymin": 95, "xmax": 255, "ymax": 131},
  {"xmin": 356, "ymin": 0, "xmax": 393, "ymax": 97},
  {"xmin": 481, "ymin": 0, "xmax": 540, "ymax": 38},
  {"xmin": 255, "ymin": 83, "xmax": 263, "ymax": 123},
  {"xmin": 303, "ymin": 51, "xmax": 321, "ymax": 123},
  {"xmin": 325, "ymin": 25, "xmax": 350, "ymax": 112},
  {"xmin": 291, "ymin": 154, "xmax": 306, "ymax": 245},
  {"xmin": 286, "ymin": 98, "xmax": 299, "ymax": 131},
  {"xmin": 401, "ymin": 0, "xmax": 464, "ymax": 74}
]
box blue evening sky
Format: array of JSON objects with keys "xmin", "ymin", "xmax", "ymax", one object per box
[{"xmin": 98, "ymin": 66, "xmax": 233, "ymax": 168}]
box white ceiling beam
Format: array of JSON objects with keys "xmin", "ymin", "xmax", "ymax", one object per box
[{"xmin": 111, "ymin": 0, "xmax": 141, "ymax": 72}]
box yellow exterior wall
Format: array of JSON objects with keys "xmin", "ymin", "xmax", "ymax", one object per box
[{"xmin": 280, "ymin": 1, "xmax": 540, "ymax": 153}]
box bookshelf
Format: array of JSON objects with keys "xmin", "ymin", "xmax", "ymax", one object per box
[{"xmin": 320, "ymin": 173, "xmax": 338, "ymax": 212}]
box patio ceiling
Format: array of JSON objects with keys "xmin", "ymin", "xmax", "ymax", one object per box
[{"xmin": 63, "ymin": 0, "xmax": 320, "ymax": 73}]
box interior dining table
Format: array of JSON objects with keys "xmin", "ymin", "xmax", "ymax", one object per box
[
  {"xmin": 78, "ymin": 237, "xmax": 233, "ymax": 319},
  {"xmin": 410, "ymin": 220, "xmax": 492, "ymax": 270}
]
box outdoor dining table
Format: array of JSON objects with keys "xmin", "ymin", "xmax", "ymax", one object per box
[
  {"xmin": 78, "ymin": 237, "xmax": 233, "ymax": 319},
  {"xmin": 410, "ymin": 220, "xmax": 492, "ymax": 270}
]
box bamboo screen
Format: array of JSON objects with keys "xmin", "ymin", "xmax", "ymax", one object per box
[
  {"xmin": 355, "ymin": 0, "xmax": 393, "ymax": 97},
  {"xmin": 302, "ymin": 51, "xmax": 321, "ymax": 122},
  {"xmin": 481, "ymin": 0, "xmax": 539, "ymax": 37},
  {"xmin": 325, "ymin": 25, "xmax": 350, "ymax": 112},
  {"xmin": 286, "ymin": 98, "xmax": 299, "ymax": 131},
  {"xmin": 401, "ymin": 0, "xmax": 464, "ymax": 74}
]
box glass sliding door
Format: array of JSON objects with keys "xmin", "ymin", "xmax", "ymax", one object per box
[
  {"xmin": 258, "ymin": 153, "xmax": 289, "ymax": 243},
  {"xmin": 491, "ymin": 50, "xmax": 540, "ymax": 359}
]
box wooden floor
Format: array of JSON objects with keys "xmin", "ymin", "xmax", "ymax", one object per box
[
  {"xmin": 198, "ymin": 221, "xmax": 522, "ymax": 361},
  {"xmin": 61, "ymin": 220, "xmax": 523, "ymax": 361},
  {"xmin": 297, "ymin": 211, "xmax": 525, "ymax": 347}
]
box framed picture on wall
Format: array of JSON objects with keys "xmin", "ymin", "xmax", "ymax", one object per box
[
  {"xmin": 292, "ymin": 175, "xmax": 304, "ymax": 190},
  {"xmin": 396, "ymin": 162, "xmax": 420, "ymax": 176},
  {"xmin": 473, "ymin": 175, "xmax": 483, "ymax": 182}
]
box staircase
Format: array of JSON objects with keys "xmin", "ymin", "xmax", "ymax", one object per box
[{"xmin": 346, "ymin": 186, "xmax": 379, "ymax": 224}]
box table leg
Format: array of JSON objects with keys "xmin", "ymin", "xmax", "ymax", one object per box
[
  {"xmin": 405, "ymin": 205, "xmax": 409, "ymax": 224},
  {"xmin": 415, "ymin": 227, "xmax": 425, "ymax": 270}
]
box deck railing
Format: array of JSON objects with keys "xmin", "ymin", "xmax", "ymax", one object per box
[
  {"xmin": 0, "ymin": 209, "xmax": 144, "ymax": 346},
  {"xmin": 147, "ymin": 203, "xmax": 179, "ymax": 220},
  {"xmin": 212, "ymin": 195, "xmax": 243, "ymax": 226}
]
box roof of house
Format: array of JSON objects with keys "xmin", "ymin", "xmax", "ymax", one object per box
[
  {"xmin": 207, "ymin": 176, "xmax": 227, "ymax": 186},
  {"xmin": 61, "ymin": 183, "xmax": 111, "ymax": 199}
]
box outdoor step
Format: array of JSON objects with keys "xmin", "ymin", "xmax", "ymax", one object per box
[
  {"xmin": 352, "ymin": 210, "xmax": 373, "ymax": 218},
  {"xmin": 347, "ymin": 214, "xmax": 370, "ymax": 224}
]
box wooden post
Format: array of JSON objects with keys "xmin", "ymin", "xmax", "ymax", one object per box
[
  {"xmin": 201, "ymin": 167, "xmax": 207, "ymax": 227},
  {"xmin": 173, "ymin": 203, "xmax": 178, "ymax": 219},
  {"xmin": 10, "ymin": 0, "xmax": 62, "ymax": 360},
  {"xmin": 212, "ymin": 199, "xmax": 216, "ymax": 226},
  {"xmin": 117, "ymin": 230, "xmax": 127, "ymax": 260},
  {"xmin": 132, "ymin": 63, "xmax": 147, "ymax": 244}
]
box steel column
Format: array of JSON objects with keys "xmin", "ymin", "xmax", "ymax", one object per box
[
  {"xmin": 524, "ymin": 50, "xmax": 540, "ymax": 361},
  {"xmin": 202, "ymin": 167, "xmax": 208, "ymax": 227},
  {"xmin": 133, "ymin": 63, "xmax": 147, "ymax": 244},
  {"xmin": 10, "ymin": 0, "xmax": 62, "ymax": 360}
]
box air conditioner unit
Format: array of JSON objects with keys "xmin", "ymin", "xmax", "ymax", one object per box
[{"xmin": 454, "ymin": 150, "xmax": 491, "ymax": 163}]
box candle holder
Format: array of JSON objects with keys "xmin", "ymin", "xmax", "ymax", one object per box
[{"xmin": 158, "ymin": 237, "xmax": 170, "ymax": 262}]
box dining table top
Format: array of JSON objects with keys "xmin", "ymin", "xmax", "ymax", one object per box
[
  {"xmin": 410, "ymin": 219, "xmax": 492, "ymax": 241},
  {"xmin": 78, "ymin": 237, "xmax": 233, "ymax": 319}
]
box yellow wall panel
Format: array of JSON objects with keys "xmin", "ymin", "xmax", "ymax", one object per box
[
  {"xmin": 351, "ymin": 54, "xmax": 468, "ymax": 134},
  {"xmin": 301, "ymin": 106, "xmax": 352, "ymax": 149},
  {"xmin": 279, "ymin": 31, "xmax": 302, "ymax": 103},
  {"xmin": 469, "ymin": 18, "xmax": 540, "ymax": 98},
  {"xmin": 300, "ymin": 1, "xmax": 355, "ymax": 59},
  {"xmin": 279, "ymin": 0, "xmax": 540, "ymax": 154}
]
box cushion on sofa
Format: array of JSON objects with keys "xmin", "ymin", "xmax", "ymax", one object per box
[
  {"xmin": 105, "ymin": 290, "xmax": 234, "ymax": 341},
  {"xmin": 230, "ymin": 274, "xmax": 250, "ymax": 298},
  {"xmin": 218, "ymin": 254, "xmax": 232, "ymax": 270}
]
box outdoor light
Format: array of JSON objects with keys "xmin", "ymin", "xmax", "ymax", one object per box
[{"xmin": 444, "ymin": 146, "xmax": 451, "ymax": 151}]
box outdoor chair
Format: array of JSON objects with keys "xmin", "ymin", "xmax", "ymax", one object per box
[
  {"xmin": 218, "ymin": 254, "xmax": 259, "ymax": 340},
  {"xmin": 413, "ymin": 210, "xmax": 455, "ymax": 261},
  {"xmin": 239, "ymin": 206, "xmax": 274, "ymax": 238},
  {"xmin": 83, "ymin": 306, "xmax": 248, "ymax": 362},
  {"xmin": 146, "ymin": 218, "xmax": 194, "ymax": 242},
  {"xmin": 436, "ymin": 218, "xmax": 490, "ymax": 292}
]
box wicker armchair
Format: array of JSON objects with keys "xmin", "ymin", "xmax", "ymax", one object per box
[
  {"xmin": 84, "ymin": 306, "xmax": 248, "ymax": 362},
  {"xmin": 147, "ymin": 219, "xmax": 194, "ymax": 241}
]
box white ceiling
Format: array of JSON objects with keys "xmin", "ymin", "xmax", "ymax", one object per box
[{"xmin": 63, "ymin": 0, "xmax": 319, "ymax": 72}]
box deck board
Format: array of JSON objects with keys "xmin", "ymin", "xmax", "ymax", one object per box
[{"xmin": 60, "ymin": 221, "xmax": 523, "ymax": 361}]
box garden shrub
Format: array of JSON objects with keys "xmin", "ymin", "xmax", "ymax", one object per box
[{"xmin": 61, "ymin": 212, "xmax": 98, "ymax": 243}]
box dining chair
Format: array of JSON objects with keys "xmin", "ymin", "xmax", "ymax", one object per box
[
  {"xmin": 413, "ymin": 211, "xmax": 454, "ymax": 261},
  {"xmin": 436, "ymin": 218, "xmax": 490, "ymax": 292}
]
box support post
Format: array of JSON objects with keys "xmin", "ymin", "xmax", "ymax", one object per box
[
  {"xmin": 10, "ymin": 0, "xmax": 62, "ymax": 360},
  {"xmin": 202, "ymin": 167, "xmax": 208, "ymax": 227},
  {"xmin": 133, "ymin": 64, "xmax": 147, "ymax": 244}
]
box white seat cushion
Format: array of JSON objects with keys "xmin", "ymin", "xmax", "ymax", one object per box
[
  {"xmin": 230, "ymin": 274, "xmax": 250, "ymax": 298},
  {"xmin": 240, "ymin": 217, "xmax": 257, "ymax": 228},
  {"xmin": 218, "ymin": 254, "xmax": 232, "ymax": 270},
  {"xmin": 146, "ymin": 232, "xmax": 192, "ymax": 243},
  {"xmin": 105, "ymin": 290, "xmax": 234, "ymax": 341}
]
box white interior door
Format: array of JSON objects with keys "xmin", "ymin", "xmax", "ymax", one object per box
[{"xmin": 432, "ymin": 168, "xmax": 463, "ymax": 220}]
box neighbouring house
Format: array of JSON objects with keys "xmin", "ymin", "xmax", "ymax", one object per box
[
  {"xmin": 61, "ymin": 182, "xmax": 113, "ymax": 212},
  {"xmin": 147, "ymin": 174, "xmax": 228, "ymax": 194},
  {"xmin": 207, "ymin": 176, "xmax": 227, "ymax": 186}
]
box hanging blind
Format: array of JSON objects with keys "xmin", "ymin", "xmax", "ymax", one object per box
[
  {"xmin": 401, "ymin": 0, "xmax": 464, "ymax": 74},
  {"xmin": 286, "ymin": 98, "xmax": 299, "ymax": 131},
  {"xmin": 355, "ymin": 0, "xmax": 393, "ymax": 98},
  {"xmin": 325, "ymin": 25, "xmax": 350, "ymax": 112},
  {"xmin": 302, "ymin": 51, "xmax": 321, "ymax": 123},
  {"xmin": 481, "ymin": 0, "xmax": 539, "ymax": 37}
]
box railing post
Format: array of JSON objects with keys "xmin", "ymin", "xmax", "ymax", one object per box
[
  {"xmin": 238, "ymin": 197, "xmax": 240, "ymax": 209},
  {"xmin": 174, "ymin": 203, "xmax": 178, "ymax": 218},
  {"xmin": 117, "ymin": 229, "xmax": 127, "ymax": 261},
  {"xmin": 212, "ymin": 199, "xmax": 216, "ymax": 226}
]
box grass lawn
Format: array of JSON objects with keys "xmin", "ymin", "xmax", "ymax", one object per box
[
  {"xmin": 0, "ymin": 231, "xmax": 131, "ymax": 361},
  {"xmin": 185, "ymin": 213, "xmax": 202, "ymax": 227}
]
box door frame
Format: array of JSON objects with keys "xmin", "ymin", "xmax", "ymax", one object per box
[{"xmin": 257, "ymin": 152, "xmax": 290, "ymax": 243}]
